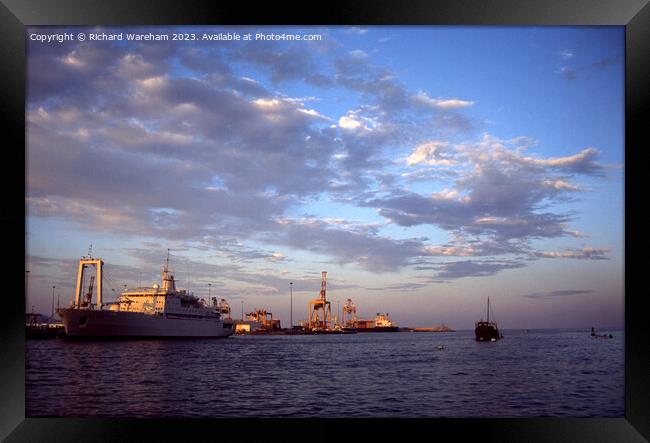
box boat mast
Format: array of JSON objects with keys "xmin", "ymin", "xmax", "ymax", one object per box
[{"xmin": 487, "ymin": 297, "xmax": 490, "ymax": 323}]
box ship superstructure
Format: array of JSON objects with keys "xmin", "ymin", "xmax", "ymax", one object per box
[{"xmin": 57, "ymin": 250, "xmax": 234, "ymax": 338}]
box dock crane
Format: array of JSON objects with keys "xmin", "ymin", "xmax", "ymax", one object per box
[
  {"xmin": 81, "ymin": 276, "xmax": 95, "ymax": 307},
  {"xmin": 307, "ymin": 271, "xmax": 332, "ymax": 330}
]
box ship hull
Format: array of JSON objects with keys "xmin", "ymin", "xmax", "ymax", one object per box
[
  {"xmin": 475, "ymin": 324, "xmax": 501, "ymax": 341},
  {"xmin": 356, "ymin": 326, "xmax": 399, "ymax": 332},
  {"xmin": 26, "ymin": 325, "xmax": 66, "ymax": 339},
  {"xmin": 58, "ymin": 308, "xmax": 234, "ymax": 338}
]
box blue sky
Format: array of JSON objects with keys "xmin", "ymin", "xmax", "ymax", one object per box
[{"xmin": 26, "ymin": 26, "xmax": 624, "ymax": 329}]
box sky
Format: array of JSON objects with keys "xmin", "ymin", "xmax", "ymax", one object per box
[{"xmin": 25, "ymin": 26, "xmax": 624, "ymax": 329}]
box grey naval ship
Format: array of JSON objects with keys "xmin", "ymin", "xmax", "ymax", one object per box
[{"xmin": 57, "ymin": 251, "xmax": 234, "ymax": 338}]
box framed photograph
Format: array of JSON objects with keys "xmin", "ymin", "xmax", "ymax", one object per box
[{"xmin": 4, "ymin": 0, "xmax": 648, "ymax": 441}]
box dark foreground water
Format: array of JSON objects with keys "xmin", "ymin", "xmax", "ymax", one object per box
[{"xmin": 26, "ymin": 329, "xmax": 624, "ymax": 417}]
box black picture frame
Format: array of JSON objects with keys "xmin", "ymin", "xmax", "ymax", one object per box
[{"xmin": 2, "ymin": 0, "xmax": 648, "ymax": 441}]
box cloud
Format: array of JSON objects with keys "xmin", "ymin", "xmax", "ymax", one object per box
[
  {"xmin": 523, "ymin": 289, "xmax": 594, "ymax": 299},
  {"xmin": 401, "ymin": 167, "xmax": 458, "ymax": 183},
  {"xmin": 25, "ymin": 28, "xmax": 618, "ymax": 281},
  {"xmin": 364, "ymin": 185, "xmax": 579, "ymax": 241},
  {"xmin": 517, "ymin": 147, "xmax": 603, "ymax": 175},
  {"xmin": 232, "ymin": 39, "xmax": 334, "ymax": 87},
  {"xmin": 337, "ymin": 109, "xmax": 378, "ymax": 132},
  {"xmin": 362, "ymin": 134, "xmax": 610, "ymax": 251},
  {"xmin": 423, "ymin": 236, "xmax": 528, "ymax": 257},
  {"xmin": 333, "ymin": 52, "xmax": 475, "ymax": 131},
  {"xmin": 263, "ymin": 218, "xmax": 432, "ymax": 273},
  {"xmin": 412, "ymin": 91, "xmax": 475, "ymax": 109},
  {"xmin": 432, "ymin": 112, "xmax": 475, "ymax": 135},
  {"xmin": 30, "ymin": 32, "xmax": 470, "ymax": 276},
  {"xmin": 557, "ymin": 54, "xmax": 621, "ymax": 80},
  {"xmin": 366, "ymin": 282, "xmax": 429, "ymax": 291},
  {"xmin": 406, "ymin": 141, "xmax": 457, "ymax": 166},
  {"xmin": 430, "ymin": 259, "xmax": 525, "ymax": 280},
  {"xmin": 534, "ymin": 247, "xmax": 611, "ymax": 260}
]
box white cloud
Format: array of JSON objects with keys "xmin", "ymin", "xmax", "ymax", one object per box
[
  {"xmin": 297, "ymin": 108, "xmax": 331, "ymax": 121},
  {"xmin": 267, "ymin": 252, "xmax": 286, "ymax": 262},
  {"xmin": 525, "ymin": 148, "xmax": 599, "ymax": 168},
  {"xmin": 138, "ymin": 75, "xmax": 168, "ymax": 91},
  {"xmin": 406, "ymin": 141, "xmax": 457, "ymax": 166},
  {"xmin": 37, "ymin": 107, "xmax": 50, "ymax": 120},
  {"xmin": 541, "ymin": 179, "xmax": 581, "ymax": 191},
  {"xmin": 60, "ymin": 51, "xmax": 85, "ymax": 68},
  {"xmin": 337, "ymin": 110, "xmax": 378, "ymax": 131},
  {"xmin": 424, "ymin": 245, "xmax": 475, "ymax": 257},
  {"xmin": 252, "ymin": 98, "xmax": 282, "ymax": 108},
  {"xmin": 338, "ymin": 115, "xmax": 363, "ymax": 129},
  {"xmin": 412, "ymin": 91, "xmax": 475, "ymax": 109}
]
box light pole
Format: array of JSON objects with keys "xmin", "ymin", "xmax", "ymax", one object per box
[
  {"xmin": 25, "ymin": 270, "xmax": 29, "ymax": 314},
  {"xmin": 337, "ymin": 300, "xmax": 340, "ymax": 326},
  {"xmin": 208, "ymin": 283, "xmax": 212, "ymax": 307},
  {"xmin": 289, "ymin": 282, "xmax": 293, "ymax": 330},
  {"xmin": 51, "ymin": 286, "xmax": 56, "ymax": 320}
]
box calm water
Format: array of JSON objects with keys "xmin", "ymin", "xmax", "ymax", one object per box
[{"xmin": 26, "ymin": 329, "xmax": 624, "ymax": 417}]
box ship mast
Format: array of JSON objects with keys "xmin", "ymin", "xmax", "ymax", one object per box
[
  {"xmin": 162, "ymin": 248, "xmax": 175, "ymax": 292},
  {"xmin": 487, "ymin": 297, "xmax": 490, "ymax": 323}
]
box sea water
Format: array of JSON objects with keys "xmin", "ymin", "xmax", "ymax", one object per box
[{"xmin": 25, "ymin": 328, "xmax": 624, "ymax": 417}]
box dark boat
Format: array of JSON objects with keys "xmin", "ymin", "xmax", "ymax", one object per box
[
  {"xmin": 590, "ymin": 327, "xmax": 613, "ymax": 339},
  {"xmin": 475, "ymin": 297, "xmax": 502, "ymax": 341}
]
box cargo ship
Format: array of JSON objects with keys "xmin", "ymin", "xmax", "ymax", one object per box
[
  {"xmin": 57, "ymin": 251, "xmax": 234, "ymax": 338},
  {"xmin": 356, "ymin": 313, "xmax": 399, "ymax": 332}
]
